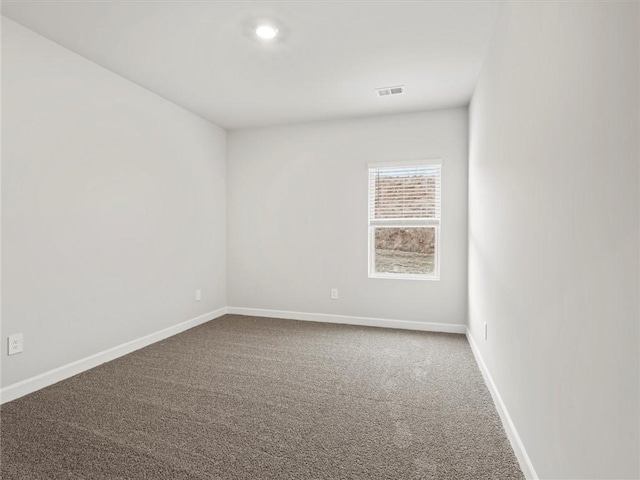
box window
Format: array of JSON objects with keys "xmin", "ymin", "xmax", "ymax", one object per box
[{"xmin": 368, "ymin": 161, "xmax": 441, "ymax": 280}]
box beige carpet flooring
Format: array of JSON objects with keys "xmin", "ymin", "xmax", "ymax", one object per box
[{"xmin": 1, "ymin": 314, "xmax": 524, "ymax": 479}]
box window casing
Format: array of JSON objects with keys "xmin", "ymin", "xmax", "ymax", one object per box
[{"xmin": 368, "ymin": 161, "xmax": 441, "ymax": 280}]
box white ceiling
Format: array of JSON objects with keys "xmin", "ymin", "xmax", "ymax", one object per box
[{"xmin": 2, "ymin": 1, "xmax": 503, "ymax": 129}]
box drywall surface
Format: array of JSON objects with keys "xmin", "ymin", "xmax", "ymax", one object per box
[
  {"xmin": 1, "ymin": 18, "xmax": 227, "ymax": 387},
  {"xmin": 468, "ymin": 3, "xmax": 639, "ymax": 479},
  {"xmin": 227, "ymin": 109, "xmax": 468, "ymax": 324}
]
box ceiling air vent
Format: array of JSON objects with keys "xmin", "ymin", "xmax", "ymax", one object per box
[{"xmin": 376, "ymin": 85, "xmax": 405, "ymax": 97}]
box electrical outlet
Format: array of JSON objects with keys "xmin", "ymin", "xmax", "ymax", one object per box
[
  {"xmin": 330, "ymin": 288, "xmax": 339, "ymax": 300},
  {"xmin": 484, "ymin": 322, "xmax": 488, "ymax": 341},
  {"xmin": 195, "ymin": 289, "xmax": 202, "ymax": 302},
  {"xmin": 8, "ymin": 334, "xmax": 23, "ymax": 355}
]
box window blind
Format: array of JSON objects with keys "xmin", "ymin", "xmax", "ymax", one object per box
[{"xmin": 368, "ymin": 165, "xmax": 441, "ymax": 227}]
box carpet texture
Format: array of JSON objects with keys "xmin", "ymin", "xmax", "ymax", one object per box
[{"xmin": 1, "ymin": 315, "xmax": 524, "ymax": 479}]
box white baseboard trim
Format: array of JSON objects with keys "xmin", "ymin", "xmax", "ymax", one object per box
[
  {"xmin": 227, "ymin": 306, "xmax": 466, "ymax": 334},
  {"xmin": 0, "ymin": 307, "xmax": 228, "ymax": 405},
  {"xmin": 466, "ymin": 328, "xmax": 538, "ymax": 480}
]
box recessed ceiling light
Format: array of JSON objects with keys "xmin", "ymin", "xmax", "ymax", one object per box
[{"xmin": 256, "ymin": 25, "xmax": 278, "ymax": 40}]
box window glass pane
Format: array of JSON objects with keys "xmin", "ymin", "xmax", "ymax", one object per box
[
  {"xmin": 372, "ymin": 167, "xmax": 440, "ymax": 220},
  {"xmin": 374, "ymin": 227, "xmax": 435, "ymax": 275}
]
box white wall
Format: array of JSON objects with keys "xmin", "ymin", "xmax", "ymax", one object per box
[
  {"xmin": 1, "ymin": 18, "xmax": 227, "ymax": 387},
  {"xmin": 227, "ymin": 109, "xmax": 468, "ymax": 325},
  {"xmin": 468, "ymin": 3, "xmax": 639, "ymax": 479}
]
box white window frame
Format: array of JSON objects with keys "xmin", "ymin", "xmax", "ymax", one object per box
[{"xmin": 367, "ymin": 159, "xmax": 442, "ymax": 281}]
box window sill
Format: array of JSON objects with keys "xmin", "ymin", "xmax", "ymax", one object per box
[{"xmin": 368, "ymin": 273, "xmax": 440, "ymax": 281}]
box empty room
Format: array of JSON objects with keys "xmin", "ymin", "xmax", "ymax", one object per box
[{"xmin": 1, "ymin": 1, "xmax": 638, "ymax": 479}]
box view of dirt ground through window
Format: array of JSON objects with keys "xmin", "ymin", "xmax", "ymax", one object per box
[{"xmin": 375, "ymin": 227, "xmax": 435, "ymax": 274}]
